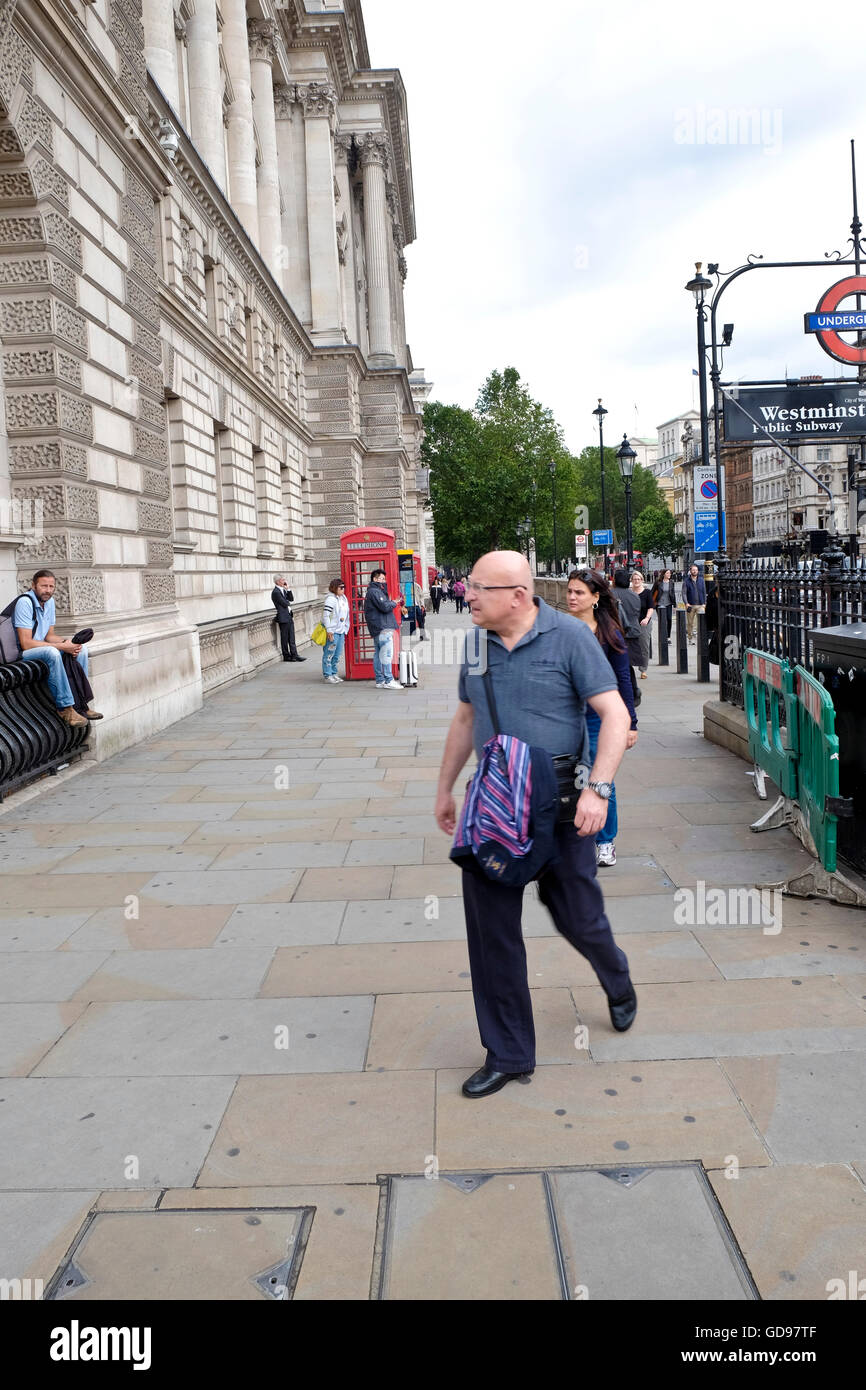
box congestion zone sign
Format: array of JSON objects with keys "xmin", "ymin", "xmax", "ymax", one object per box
[{"xmin": 804, "ymin": 275, "xmax": 866, "ymax": 364}]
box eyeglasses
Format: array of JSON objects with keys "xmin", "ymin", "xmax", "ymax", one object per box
[{"xmin": 465, "ymin": 579, "xmax": 528, "ymax": 594}]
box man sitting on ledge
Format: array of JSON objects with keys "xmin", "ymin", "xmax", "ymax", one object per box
[{"xmin": 15, "ymin": 569, "xmax": 99, "ymax": 728}]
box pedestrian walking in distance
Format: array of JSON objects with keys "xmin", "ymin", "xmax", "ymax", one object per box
[
  {"xmin": 683, "ymin": 563, "xmax": 707, "ymax": 644},
  {"xmin": 272, "ymin": 576, "xmax": 306, "ymax": 663},
  {"xmin": 430, "ymin": 578, "xmax": 443, "ymax": 615},
  {"xmin": 435, "ymin": 551, "xmax": 636, "ymax": 1100},
  {"xmin": 566, "ymin": 569, "xmax": 639, "ymax": 868},
  {"xmin": 612, "ymin": 568, "xmax": 642, "ymax": 706},
  {"xmin": 651, "ymin": 568, "xmax": 675, "ymax": 647},
  {"xmin": 629, "ymin": 570, "xmax": 653, "ymax": 680},
  {"xmin": 322, "ymin": 578, "xmax": 350, "ymax": 684},
  {"xmin": 453, "ymin": 576, "xmax": 466, "ymax": 613}
]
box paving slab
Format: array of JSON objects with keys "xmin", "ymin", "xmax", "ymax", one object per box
[
  {"xmin": 720, "ymin": 1054, "xmax": 866, "ymax": 1163},
  {"xmin": 217, "ymin": 902, "xmax": 345, "ymax": 947},
  {"xmin": 435, "ymin": 1060, "xmax": 770, "ymax": 1171},
  {"xmin": 709, "ymin": 1164, "xmax": 866, "ymax": 1299},
  {"xmin": 208, "ymin": 842, "xmax": 349, "ymax": 870},
  {"xmin": 140, "ymin": 868, "xmax": 303, "ymax": 905},
  {"xmin": 33, "ymin": 823, "xmax": 201, "ymax": 848},
  {"xmin": 0, "ymin": 1077, "xmax": 235, "ymax": 1188},
  {"xmin": 70, "ymin": 948, "xmax": 275, "ymax": 1001},
  {"xmin": 527, "ymin": 932, "xmax": 718, "ymax": 987},
  {"xmin": 0, "ymin": 1002, "xmax": 87, "ymax": 1076},
  {"xmin": 550, "ymin": 1166, "xmax": 752, "ymax": 1301},
  {"xmin": 365, "ymin": 988, "xmax": 586, "ymax": 1071},
  {"xmin": 33, "ymin": 997, "xmax": 374, "ymax": 1076},
  {"xmin": 696, "ymin": 920, "xmax": 866, "ymax": 979},
  {"xmin": 654, "ymin": 847, "xmax": 817, "ymax": 889},
  {"xmin": 0, "ymin": 952, "xmax": 107, "ymax": 1002},
  {"xmin": 197, "ymin": 1071, "xmax": 435, "ymax": 1186},
  {"xmin": 0, "ymin": 1190, "xmax": 97, "ymax": 1285},
  {"xmin": 158, "ymin": 1184, "xmax": 380, "ymax": 1300},
  {"xmin": 0, "ymin": 912, "xmax": 95, "ymax": 952},
  {"xmin": 184, "ymin": 819, "xmax": 340, "ymax": 845},
  {"xmin": 63, "ymin": 904, "xmax": 234, "ymax": 952},
  {"xmin": 48, "ymin": 846, "xmax": 221, "ymax": 874},
  {"xmin": 575, "ymin": 976, "xmax": 866, "ymax": 1061},
  {"xmin": 260, "ymin": 941, "xmax": 473, "ymax": 997},
  {"xmin": 379, "ymin": 1173, "xmax": 562, "ymax": 1301},
  {"xmin": 2, "ymin": 873, "xmax": 152, "ymax": 910}
]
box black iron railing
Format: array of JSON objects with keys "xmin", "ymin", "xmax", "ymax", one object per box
[
  {"xmin": 717, "ymin": 553, "xmax": 866, "ymax": 707},
  {"xmin": 0, "ymin": 660, "xmax": 89, "ymax": 798}
]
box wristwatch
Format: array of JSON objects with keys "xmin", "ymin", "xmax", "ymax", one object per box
[{"xmin": 588, "ymin": 781, "xmax": 614, "ymax": 800}]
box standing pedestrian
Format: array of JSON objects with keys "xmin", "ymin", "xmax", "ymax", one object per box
[
  {"xmin": 271, "ymin": 576, "xmax": 306, "ymax": 663},
  {"xmin": 683, "ymin": 563, "xmax": 707, "ymax": 644},
  {"xmin": 409, "ymin": 582, "xmax": 428, "ymax": 640},
  {"xmin": 612, "ymin": 568, "xmax": 642, "ymax": 706},
  {"xmin": 435, "ymin": 551, "xmax": 636, "ymax": 1099},
  {"xmin": 447, "ymin": 578, "xmax": 456, "ymax": 606},
  {"xmin": 430, "ymin": 578, "xmax": 443, "ymax": 614},
  {"xmin": 629, "ymin": 570, "xmax": 653, "ymax": 680},
  {"xmin": 322, "ymin": 578, "xmax": 350, "ymax": 684},
  {"xmin": 566, "ymin": 569, "xmax": 639, "ymax": 868},
  {"xmin": 453, "ymin": 576, "xmax": 466, "ymax": 614},
  {"xmin": 650, "ymin": 568, "xmax": 675, "ymax": 647},
  {"xmin": 363, "ymin": 568, "xmax": 404, "ymax": 690}
]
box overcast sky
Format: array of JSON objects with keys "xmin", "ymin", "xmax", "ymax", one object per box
[{"xmin": 361, "ymin": 0, "xmax": 866, "ymax": 454}]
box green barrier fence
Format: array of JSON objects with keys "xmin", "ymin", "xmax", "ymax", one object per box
[
  {"xmin": 793, "ymin": 665, "xmax": 842, "ymax": 875},
  {"xmin": 743, "ymin": 649, "xmax": 798, "ymax": 801}
]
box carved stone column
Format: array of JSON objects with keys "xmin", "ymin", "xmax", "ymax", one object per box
[
  {"xmin": 300, "ymin": 83, "xmax": 344, "ymax": 345},
  {"xmin": 248, "ymin": 21, "xmax": 283, "ymax": 290},
  {"xmin": 185, "ymin": 0, "xmax": 226, "ymax": 190},
  {"xmin": 361, "ymin": 133, "xmax": 395, "ymax": 367},
  {"xmin": 334, "ymin": 133, "xmax": 358, "ymax": 344},
  {"xmin": 221, "ymin": 0, "xmax": 258, "ymax": 242},
  {"xmin": 142, "ymin": 0, "xmax": 180, "ymax": 114}
]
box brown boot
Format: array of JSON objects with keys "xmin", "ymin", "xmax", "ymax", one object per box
[
  {"xmin": 84, "ymin": 708, "xmax": 103, "ymax": 720},
  {"xmin": 58, "ymin": 706, "xmax": 88, "ymax": 727}
]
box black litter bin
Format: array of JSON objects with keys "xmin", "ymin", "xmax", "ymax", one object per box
[{"xmin": 809, "ymin": 623, "xmax": 866, "ymax": 876}]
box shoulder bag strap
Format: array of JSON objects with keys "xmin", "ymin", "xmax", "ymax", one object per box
[{"xmin": 482, "ymin": 666, "xmax": 501, "ymax": 736}]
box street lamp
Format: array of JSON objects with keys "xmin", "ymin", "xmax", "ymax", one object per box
[
  {"xmin": 592, "ymin": 398, "xmax": 608, "ymax": 560},
  {"xmin": 685, "ymin": 261, "xmax": 723, "ymax": 564},
  {"xmin": 548, "ymin": 458, "xmax": 558, "ymax": 576},
  {"xmin": 616, "ymin": 434, "xmax": 637, "ymax": 567}
]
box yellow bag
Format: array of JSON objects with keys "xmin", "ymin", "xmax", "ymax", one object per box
[{"xmin": 310, "ymin": 622, "xmax": 328, "ymax": 647}]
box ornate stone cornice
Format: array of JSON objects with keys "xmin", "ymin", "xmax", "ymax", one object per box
[
  {"xmin": 273, "ymin": 83, "xmax": 298, "ymax": 120},
  {"xmin": 247, "ymin": 19, "xmax": 277, "ymax": 65},
  {"xmin": 360, "ymin": 131, "xmax": 389, "ymax": 171},
  {"xmin": 174, "ymin": 12, "xmax": 187, "ymax": 42},
  {"xmin": 298, "ymin": 81, "xmax": 338, "ymax": 127}
]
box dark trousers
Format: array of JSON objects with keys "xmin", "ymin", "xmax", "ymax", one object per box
[
  {"xmin": 431, "ymin": 597, "xmax": 441, "ymax": 614},
  {"xmin": 277, "ymin": 618, "xmax": 299, "ymax": 660},
  {"xmin": 455, "ymin": 596, "xmax": 465, "ymax": 613},
  {"xmin": 461, "ymin": 825, "xmax": 630, "ymax": 1072},
  {"xmin": 657, "ymin": 607, "xmax": 672, "ymax": 644}
]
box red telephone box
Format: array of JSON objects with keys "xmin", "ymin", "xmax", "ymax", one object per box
[{"xmin": 341, "ymin": 527, "xmax": 401, "ymax": 681}]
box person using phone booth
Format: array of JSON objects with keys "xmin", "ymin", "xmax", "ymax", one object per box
[{"xmin": 340, "ymin": 528, "xmax": 402, "ymax": 682}]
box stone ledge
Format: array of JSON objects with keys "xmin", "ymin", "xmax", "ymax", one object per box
[{"xmin": 703, "ymin": 699, "xmax": 750, "ymax": 763}]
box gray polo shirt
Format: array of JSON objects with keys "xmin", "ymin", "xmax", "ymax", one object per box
[{"xmin": 458, "ymin": 597, "xmax": 617, "ymax": 760}]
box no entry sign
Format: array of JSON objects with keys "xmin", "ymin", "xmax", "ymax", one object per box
[{"xmin": 805, "ymin": 276, "xmax": 866, "ymax": 365}]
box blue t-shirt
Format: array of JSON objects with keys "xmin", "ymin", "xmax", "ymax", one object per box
[
  {"xmin": 458, "ymin": 597, "xmax": 618, "ymax": 760},
  {"xmin": 14, "ymin": 590, "xmax": 53, "ymax": 641}
]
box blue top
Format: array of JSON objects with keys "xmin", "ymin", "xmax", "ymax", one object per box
[
  {"xmin": 600, "ymin": 636, "xmax": 638, "ymax": 730},
  {"xmin": 14, "ymin": 589, "xmax": 53, "ymax": 641},
  {"xmin": 458, "ymin": 597, "xmax": 617, "ymax": 760},
  {"xmin": 683, "ymin": 574, "xmax": 707, "ymax": 605}
]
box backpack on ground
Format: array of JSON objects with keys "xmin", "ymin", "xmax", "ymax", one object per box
[{"xmin": 0, "ymin": 594, "xmax": 36, "ymax": 663}]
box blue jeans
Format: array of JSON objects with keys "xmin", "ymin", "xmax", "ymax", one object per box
[
  {"xmin": 322, "ymin": 631, "xmax": 345, "ymax": 678},
  {"xmin": 372, "ymin": 629, "xmax": 394, "ymax": 684},
  {"xmin": 585, "ymin": 708, "xmax": 617, "ymax": 844},
  {"xmin": 21, "ymin": 645, "xmax": 89, "ymax": 710}
]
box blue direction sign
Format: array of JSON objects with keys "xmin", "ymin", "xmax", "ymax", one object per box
[
  {"xmin": 694, "ymin": 510, "xmax": 726, "ymax": 553},
  {"xmin": 592, "ymin": 529, "xmax": 613, "ymax": 546}
]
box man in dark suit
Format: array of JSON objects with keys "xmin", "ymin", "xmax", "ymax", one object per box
[{"xmin": 271, "ymin": 576, "xmax": 305, "ymax": 662}]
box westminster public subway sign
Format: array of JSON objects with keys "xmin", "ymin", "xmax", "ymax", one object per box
[{"xmin": 722, "ymin": 384, "xmax": 866, "ymax": 441}]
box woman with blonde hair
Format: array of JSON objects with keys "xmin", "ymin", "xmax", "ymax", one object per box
[
  {"xmin": 322, "ymin": 577, "xmax": 350, "ymax": 684},
  {"xmin": 629, "ymin": 569, "xmax": 654, "ymax": 680}
]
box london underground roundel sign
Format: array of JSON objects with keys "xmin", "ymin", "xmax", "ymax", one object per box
[{"xmin": 810, "ymin": 276, "xmax": 866, "ymax": 365}]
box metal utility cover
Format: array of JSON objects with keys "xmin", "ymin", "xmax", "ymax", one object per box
[{"xmin": 46, "ymin": 1208, "xmax": 312, "ymax": 1301}]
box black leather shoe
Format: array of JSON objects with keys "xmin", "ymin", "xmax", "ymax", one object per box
[
  {"xmin": 608, "ymin": 982, "xmax": 637, "ymax": 1032},
  {"xmin": 292, "ymin": 655, "xmax": 307, "ymax": 662},
  {"xmin": 283, "ymin": 657, "xmax": 295, "ymax": 662},
  {"xmin": 462, "ymin": 1065, "xmax": 533, "ymax": 1098}
]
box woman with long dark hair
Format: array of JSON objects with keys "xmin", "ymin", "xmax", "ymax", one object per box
[{"xmin": 566, "ymin": 569, "xmax": 638, "ymax": 868}]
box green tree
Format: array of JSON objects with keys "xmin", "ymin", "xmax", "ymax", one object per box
[
  {"xmin": 633, "ymin": 506, "xmax": 687, "ymax": 563},
  {"xmin": 570, "ymin": 447, "xmax": 666, "ymax": 544}
]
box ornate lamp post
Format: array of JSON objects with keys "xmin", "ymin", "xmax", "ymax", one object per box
[
  {"xmin": 685, "ymin": 262, "xmax": 722, "ymax": 563},
  {"xmin": 616, "ymin": 435, "xmax": 637, "ymax": 567},
  {"xmin": 592, "ymin": 398, "xmax": 608, "ymax": 555},
  {"xmin": 548, "ymin": 458, "xmax": 558, "ymax": 575}
]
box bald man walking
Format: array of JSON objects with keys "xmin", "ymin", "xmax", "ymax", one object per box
[{"xmin": 436, "ymin": 552, "xmax": 637, "ymax": 1098}]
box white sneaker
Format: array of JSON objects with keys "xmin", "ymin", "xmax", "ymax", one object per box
[
  {"xmin": 325, "ymin": 675, "xmax": 340, "ymax": 684},
  {"xmin": 384, "ymin": 680, "xmax": 404, "ymax": 689},
  {"xmin": 331, "ymin": 674, "xmax": 344, "ymax": 682},
  {"xmin": 597, "ymin": 842, "xmax": 617, "ymax": 867}
]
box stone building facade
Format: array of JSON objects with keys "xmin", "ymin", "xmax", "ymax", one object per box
[{"xmin": 0, "ymin": 0, "xmax": 424, "ymax": 757}]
